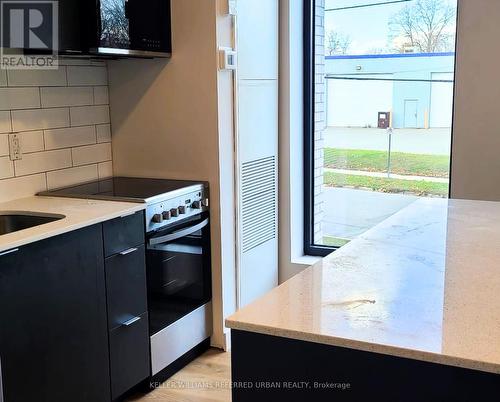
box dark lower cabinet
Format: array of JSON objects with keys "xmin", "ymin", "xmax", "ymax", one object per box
[
  {"xmin": 104, "ymin": 239, "xmax": 150, "ymax": 400},
  {"xmin": 103, "ymin": 212, "xmax": 145, "ymax": 258},
  {"xmin": 105, "ymin": 245, "xmax": 148, "ymax": 330},
  {"xmin": 0, "ymin": 212, "xmax": 150, "ymax": 402},
  {"xmin": 109, "ymin": 312, "xmax": 150, "ymax": 399},
  {"xmin": 231, "ymin": 330, "xmax": 500, "ymax": 402},
  {"xmin": 0, "ymin": 225, "xmax": 110, "ymax": 402}
]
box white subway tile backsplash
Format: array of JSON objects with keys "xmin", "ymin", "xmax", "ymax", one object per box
[
  {"xmin": 41, "ymin": 86, "xmax": 93, "ymax": 107},
  {"xmin": 0, "ymin": 111, "xmax": 11, "ymax": 133},
  {"xmin": 45, "ymin": 126, "xmax": 96, "ymax": 150},
  {"xmin": 0, "ymin": 134, "xmax": 9, "ymax": 156},
  {"xmin": 70, "ymin": 105, "xmax": 109, "ymax": 126},
  {"xmin": 72, "ymin": 143, "xmax": 112, "ymax": 166},
  {"xmin": 90, "ymin": 60, "xmax": 107, "ymax": 67},
  {"xmin": 47, "ymin": 164, "xmax": 98, "ymax": 190},
  {"xmin": 0, "ymin": 156, "xmax": 14, "ymax": 179},
  {"xmin": 0, "ymin": 70, "xmax": 7, "ymax": 87},
  {"xmin": 98, "ymin": 161, "xmax": 113, "ymax": 179},
  {"xmin": 96, "ymin": 124, "xmax": 111, "ymax": 143},
  {"xmin": 58, "ymin": 58, "xmax": 91, "ymax": 66},
  {"xmin": 67, "ymin": 66, "xmax": 107, "ymax": 86},
  {"xmin": 0, "ymin": 88, "xmax": 40, "ymax": 110},
  {"xmin": 0, "ymin": 174, "xmax": 47, "ymax": 203},
  {"xmin": 15, "ymin": 149, "xmax": 72, "ymax": 176},
  {"xmin": 12, "ymin": 108, "xmax": 70, "ymax": 131},
  {"xmin": 20, "ymin": 130, "xmax": 44, "ymax": 153},
  {"xmin": 7, "ymin": 68, "xmax": 67, "ymax": 87},
  {"xmin": 0, "ymin": 62, "xmax": 112, "ymax": 199},
  {"xmin": 94, "ymin": 86, "xmax": 109, "ymax": 105}
]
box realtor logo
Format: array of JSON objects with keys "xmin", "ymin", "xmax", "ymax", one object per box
[{"xmin": 1, "ymin": 1, "xmax": 58, "ymax": 69}]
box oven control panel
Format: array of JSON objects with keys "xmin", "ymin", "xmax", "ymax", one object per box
[{"xmin": 146, "ymin": 189, "xmax": 209, "ymax": 233}]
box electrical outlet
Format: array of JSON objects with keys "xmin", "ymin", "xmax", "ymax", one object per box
[{"xmin": 8, "ymin": 133, "xmax": 22, "ymax": 161}]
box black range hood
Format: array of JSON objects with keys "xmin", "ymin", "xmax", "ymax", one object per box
[{"xmin": 5, "ymin": 0, "xmax": 172, "ymax": 59}]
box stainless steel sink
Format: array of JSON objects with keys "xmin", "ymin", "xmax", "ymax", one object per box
[{"xmin": 0, "ymin": 212, "xmax": 65, "ymax": 236}]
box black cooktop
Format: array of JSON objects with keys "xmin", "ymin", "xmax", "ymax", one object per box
[{"xmin": 39, "ymin": 177, "xmax": 205, "ymax": 203}]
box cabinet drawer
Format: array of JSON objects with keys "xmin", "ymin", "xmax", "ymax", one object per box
[
  {"xmin": 103, "ymin": 211, "xmax": 145, "ymax": 257},
  {"xmin": 109, "ymin": 312, "xmax": 150, "ymax": 400},
  {"xmin": 105, "ymin": 245, "xmax": 147, "ymax": 330}
]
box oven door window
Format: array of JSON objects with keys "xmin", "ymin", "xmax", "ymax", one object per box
[{"xmin": 147, "ymin": 214, "xmax": 211, "ymax": 335}]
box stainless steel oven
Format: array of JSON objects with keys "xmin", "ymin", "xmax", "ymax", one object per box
[
  {"xmin": 39, "ymin": 177, "xmax": 212, "ymax": 378},
  {"xmin": 147, "ymin": 213, "xmax": 212, "ymax": 376}
]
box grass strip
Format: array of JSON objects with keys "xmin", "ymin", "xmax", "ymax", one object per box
[
  {"xmin": 324, "ymin": 148, "xmax": 450, "ymax": 178},
  {"xmin": 324, "ymin": 171, "xmax": 449, "ymax": 197}
]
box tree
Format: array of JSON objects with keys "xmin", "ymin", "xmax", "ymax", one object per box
[
  {"xmin": 326, "ymin": 31, "xmax": 351, "ymax": 56},
  {"xmin": 100, "ymin": 0, "xmax": 129, "ymax": 47},
  {"xmin": 389, "ymin": 0, "xmax": 456, "ymax": 53}
]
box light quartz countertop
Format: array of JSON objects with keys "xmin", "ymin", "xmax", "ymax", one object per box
[
  {"xmin": 226, "ymin": 198, "xmax": 500, "ymax": 374},
  {"xmin": 0, "ymin": 196, "xmax": 145, "ymax": 253}
]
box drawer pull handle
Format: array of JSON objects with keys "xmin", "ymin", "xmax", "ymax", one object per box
[
  {"xmin": 122, "ymin": 316, "xmax": 141, "ymax": 327},
  {"xmin": 0, "ymin": 248, "xmax": 18, "ymax": 257},
  {"xmin": 119, "ymin": 247, "xmax": 138, "ymax": 256}
]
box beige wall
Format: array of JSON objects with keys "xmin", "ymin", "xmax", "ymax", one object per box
[
  {"xmin": 451, "ymin": 0, "xmax": 500, "ymax": 201},
  {"xmin": 108, "ymin": 0, "xmax": 231, "ymax": 349}
]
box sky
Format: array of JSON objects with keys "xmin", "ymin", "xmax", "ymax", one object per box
[{"xmin": 324, "ymin": 0, "xmax": 458, "ymax": 55}]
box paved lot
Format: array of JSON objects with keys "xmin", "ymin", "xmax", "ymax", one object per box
[
  {"xmin": 322, "ymin": 187, "xmax": 418, "ymax": 240},
  {"xmin": 324, "ymin": 127, "xmax": 452, "ymax": 155}
]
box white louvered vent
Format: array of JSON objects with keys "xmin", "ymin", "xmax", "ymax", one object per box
[{"xmin": 241, "ymin": 156, "xmax": 277, "ymax": 253}]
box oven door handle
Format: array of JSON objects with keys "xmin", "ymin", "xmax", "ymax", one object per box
[{"xmin": 149, "ymin": 218, "xmax": 209, "ymax": 246}]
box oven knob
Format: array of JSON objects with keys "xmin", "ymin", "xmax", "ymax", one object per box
[
  {"xmin": 162, "ymin": 210, "xmax": 171, "ymax": 220},
  {"xmin": 179, "ymin": 205, "xmax": 187, "ymax": 214},
  {"xmin": 152, "ymin": 213, "xmax": 163, "ymax": 223},
  {"xmin": 192, "ymin": 200, "xmax": 202, "ymax": 209},
  {"xmin": 170, "ymin": 208, "xmax": 179, "ymax": 217},
  {"xmin": 202, "ymin": 198, "xmax": 209, "ymax": 207}
]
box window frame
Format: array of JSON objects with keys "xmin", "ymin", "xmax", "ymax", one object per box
[
  {"xmin": 304, "ymin": 0, "xmax": 332, "ymax": 257},
  {"xmin": 303, "ymin": 0, "xmax": 459, "ymax": 256}
]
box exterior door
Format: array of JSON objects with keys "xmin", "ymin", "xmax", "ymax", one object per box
[{"xmin": 404, "ymin": 100, "xmax": 418, "ymax": 128}]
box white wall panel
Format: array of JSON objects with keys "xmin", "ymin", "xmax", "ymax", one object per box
[
  {"xmin": 237, "ymin": 0, "xmax": 279, "ymax": 80},
  {"xmin": 430, "ymin": 72, "xmax": 454, "ymax": 128},
  {"xmin": 236, "ymin": 0, "xmax": 279, "ymax": 308},
  {"xmin": 327, "ymin": 74, "xmax": 393, "ymax": 128}
]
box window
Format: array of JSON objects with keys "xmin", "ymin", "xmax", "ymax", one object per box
[{"xmin": 304, "ymin": 0, "xmax": 458, "ymax": 256}]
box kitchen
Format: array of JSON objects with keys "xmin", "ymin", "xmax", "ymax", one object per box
[{"xmin": 0, "ymin": 0, "xmax": 499, "ymax": 401}]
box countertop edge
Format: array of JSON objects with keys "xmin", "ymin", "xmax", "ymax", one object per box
[
  {"xmin": 225, "ymin": 320, "xmax": 500, "ymax": 376},
  {"xmin": 0, "ymin": 201, "xmax": 145, "ymax": 253}
]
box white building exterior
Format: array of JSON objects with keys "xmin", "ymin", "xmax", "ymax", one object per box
[{"xmin": 326, "ymin": 53, "xmax": 455, "ymax": 129}]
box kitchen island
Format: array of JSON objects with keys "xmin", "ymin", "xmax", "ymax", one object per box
[{"xmin": 226, "ymin": 198, "xmax": 500, "ymax": 401}]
